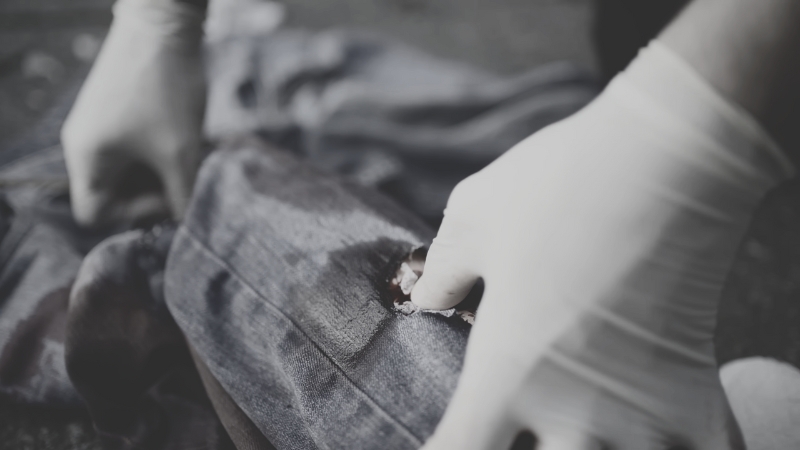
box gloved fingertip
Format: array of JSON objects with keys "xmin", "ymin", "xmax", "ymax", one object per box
[
  {"xmin": 70, "ymin": 184, "xmax": 107, "ymax": 227},
  {"xmin": 160, "ymin": 173, "xmax": 191, "ymax": 221},
  {"xmin": 408, "ymin": 275, "xmax": 438, "ymax": 309},
  {"xmin": 410, "ymin": 271, "xmax": 475, "ymax": 311},
  {"xmin": 409, "ymin": 236, "xmax": 477, "ymax": 310}
]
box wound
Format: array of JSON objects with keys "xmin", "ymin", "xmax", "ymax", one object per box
[{"xmin": 389, "ymin": 248, "xmax": 475, "ymax": 325}]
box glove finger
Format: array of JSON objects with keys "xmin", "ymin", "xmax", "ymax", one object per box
[
  {"xmin": 156, "ymin": 147, "xmax": 201, "ymax": 221},
  {"xmin": 63, "ymin": 131, "xmax": 102, "ymax": 226},
  {"xmin": 69, "ymin": 176, "xmax": 109, "ymax": 227},
  {"xmin": 411, "ymin": 208, "xmax": 479, "ymax": 310}
]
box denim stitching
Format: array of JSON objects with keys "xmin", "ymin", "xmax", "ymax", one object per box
[{"xmin": 173, "ymin": 225, "xmax": 425, "ymax": 446}]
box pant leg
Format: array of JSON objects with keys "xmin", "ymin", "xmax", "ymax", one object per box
[
  {"xmin": 190, "ymin": 344, "xmax": 277, "ymax": 450},
  {"xmin": 164, "ymin": 137, "xmax": 471, "ymax": 450}
]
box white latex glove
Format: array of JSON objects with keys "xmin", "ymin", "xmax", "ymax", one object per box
[
  {"xmin": 61, "ymin": 0, "xmax": 206, "ymax": 226},
  {"xmin": 412, "ymin": 42, "xmax": 794, "ymax": 450}
]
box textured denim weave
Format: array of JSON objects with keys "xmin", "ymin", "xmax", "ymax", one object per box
[{"xmin": 165, "ymin": 139, "xmax": 473, "ymax": 449}]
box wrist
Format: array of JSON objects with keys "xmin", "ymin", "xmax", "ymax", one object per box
[
  {"xmin": 659, "ymin": 0, "xmax": 800, "ymax": 164},
  {"xmin": 614, "ymin": 41, "xmax": 794, "ymax": 201},
  {"xmin": 546, "ymin": 45, "xmax": 795, "ymax": 352}
]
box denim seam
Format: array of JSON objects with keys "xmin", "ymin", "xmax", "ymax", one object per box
[{"xmin": 175, "ymin": 225, "xmax": 425, "ymax": 446}]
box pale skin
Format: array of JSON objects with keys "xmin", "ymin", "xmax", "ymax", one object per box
[{"xmin": 63, "ymin": 0, "xmax": 800, "ymax": 447}]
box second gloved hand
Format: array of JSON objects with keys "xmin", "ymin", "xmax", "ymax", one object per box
[
  {"xmin": 61, "ymin": 0, "xmax": 206, "ymax": 226},
  {"xmin": 412, "ymin": 42, "xmax": 794, "ymax": 450}
]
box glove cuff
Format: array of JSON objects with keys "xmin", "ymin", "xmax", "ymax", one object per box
[{"xmin": 617, "ymin": 41, "xmax": 795, "ymax": 187}]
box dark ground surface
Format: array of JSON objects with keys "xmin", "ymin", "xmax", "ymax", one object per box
[{"xmin": 1, "ymin": 0, "xmax": 800, "ymax": 449}]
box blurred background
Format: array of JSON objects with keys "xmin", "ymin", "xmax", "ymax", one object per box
[{"xmin": 0, "ymin": 0, "xmax": 597, "ymax": 150}]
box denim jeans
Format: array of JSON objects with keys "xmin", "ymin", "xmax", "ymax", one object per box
[{"xmin": 165, "ymin": 138, "xmax": 472, "ymax": 449}]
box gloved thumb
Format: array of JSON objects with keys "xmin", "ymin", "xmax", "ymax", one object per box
[{"xmin": 411, "ymin": 200, "xmax": 479, "ymax": 310}]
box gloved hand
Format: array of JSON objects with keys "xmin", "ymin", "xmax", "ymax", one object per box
[
  {"xmin": 61, "ymin": 0, "xmax": 206, "ymax": 226},
  {"xmin": 412, "ymin": 42, "xmax": 794, "ymax": 450}
]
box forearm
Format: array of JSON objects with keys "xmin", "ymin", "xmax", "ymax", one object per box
[{"xmin": 660, "ymin": 0, "xmax": 800, "ymax": 159}]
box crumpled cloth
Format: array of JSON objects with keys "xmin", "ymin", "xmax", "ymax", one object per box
[
  {"xmin": 0, "ymin": 22, "xmax": 597, "ymax": 450},
  {"xmin": 204, "ymin": 27, "xmax": 598, "ymax": 225}
]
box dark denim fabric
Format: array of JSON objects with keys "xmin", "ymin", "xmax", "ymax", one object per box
[{"xmin": 165, "ymin": 139, "xmax": 472, "ymax": 449}]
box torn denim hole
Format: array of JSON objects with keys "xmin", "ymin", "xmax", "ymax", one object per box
[{"xmin": 388, "ymin": 247, "xmax": 475, "ymax": 325}]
